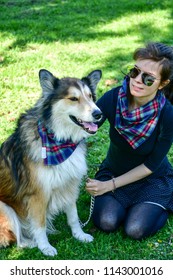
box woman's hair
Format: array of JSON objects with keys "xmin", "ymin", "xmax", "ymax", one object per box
[{"xmin": 133, "ymin": 42, "xmax": 173, "ymax": 104}]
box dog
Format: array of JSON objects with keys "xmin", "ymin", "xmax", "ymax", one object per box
[{"xmin": 0, "ymin": 69, "xmax": 102, "ymax": 256}]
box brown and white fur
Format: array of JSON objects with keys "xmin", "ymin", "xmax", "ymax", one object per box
[{"xmin": 0, "ymin": 69, "xmax": 102, "ymax": 256}]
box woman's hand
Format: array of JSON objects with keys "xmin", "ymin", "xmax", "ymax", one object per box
[
  {"xmin": 85, "ymin": 164, "xmax": 152, "ymax": 197},
  {"xmin": 85, "ymin": 178, "xmax": 114, "ymax": 196}
]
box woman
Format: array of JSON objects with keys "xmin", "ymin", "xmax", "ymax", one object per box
[{"xmin": 86, "ymin": 42, "xmax": 173, "ymax": 240}]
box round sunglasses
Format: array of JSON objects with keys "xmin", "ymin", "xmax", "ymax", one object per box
[{"xmin": 128, "ymin": 66, "xmax": 159, "ymax": 87}]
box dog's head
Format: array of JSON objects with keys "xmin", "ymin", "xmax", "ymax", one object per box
[{"xmin": 39, "ymin": 69, "xmax": 102, "ymax": 141}]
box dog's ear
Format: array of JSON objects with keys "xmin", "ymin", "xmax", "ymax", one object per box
[
  {"xmin": 39, "ymin": 69, "xmax": 59, "ymax": 95},
  {"xmin": 82, "ymin": 70, "xmax": 102, "ymax": 102}
]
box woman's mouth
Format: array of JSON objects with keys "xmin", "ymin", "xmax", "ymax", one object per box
[{"xmin": 132, "ymin": 84, "xmax": 143, "ymax": 92}]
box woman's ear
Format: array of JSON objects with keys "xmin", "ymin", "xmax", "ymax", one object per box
[{"xmin": 159, "ymin": 79, "xmax": 170, "ymax": 89}]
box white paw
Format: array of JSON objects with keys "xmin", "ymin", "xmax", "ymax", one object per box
[
  {"xmin": 73, "ymin": 232, "xmax": 94, "ymax": 243},
  {"xmin": 19, "ymin": 240, "xmax": 37, "ymax": 248},
  {"xmin": 40, "ymin": 244, "xmax": 57, "ymax": 256}
]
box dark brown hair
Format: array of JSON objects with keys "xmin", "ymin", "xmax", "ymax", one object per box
[{"xmin": 133, "ymin": 42, "xmax": 173, "ymax": 104}]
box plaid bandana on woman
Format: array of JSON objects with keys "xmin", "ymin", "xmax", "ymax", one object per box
[
  {"xmin": 115, "ymin": 77, "xmax": 166, "ymax": 149},
  {"xmin": 38, "ymin": 121, "xmax": 79, "ymax": 165}
]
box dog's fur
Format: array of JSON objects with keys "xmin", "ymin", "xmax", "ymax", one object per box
[{"xmin": 0, "ymin": 69, "xmax": 102, "ymax": 256}]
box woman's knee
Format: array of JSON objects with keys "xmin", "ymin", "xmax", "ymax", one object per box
[
  {"xmin": 124, "ymin": 203, "xmax": 169, "ymax": 240},
  {"xmin": 124, "ymin": 220, "xmax": 146, "ymax": 240},
  {"xmin": 92, "ymin": 195, "xmax": 126, "ymax": 233},
  {"xmin": 93, "ymin": 211, "xmax": 120, "ymax": 233}
]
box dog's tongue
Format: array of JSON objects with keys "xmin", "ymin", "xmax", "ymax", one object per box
[{"xmin": 83, "ymin": 121, "xmax": 98, "ymax": 132}]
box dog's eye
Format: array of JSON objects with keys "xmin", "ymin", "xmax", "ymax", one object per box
[
  {"xmin": 69, "ymin": 97, "xmax": 79, "ymax": 102},
  {"xmin": 89, "ymin": 93, "xmax": 92, "ymax": 99}
]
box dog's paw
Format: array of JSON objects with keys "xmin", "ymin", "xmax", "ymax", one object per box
[
  {"xmin": 73, "ymin": 232, "xmax": 94, "ymax": 243},
  {"xmin": 19, "ymin": 240, "xmax": 37, "ymax": 249},
  {"xmin": 40, "ymin": 245, "xmax": 58, "ymax": 256}
]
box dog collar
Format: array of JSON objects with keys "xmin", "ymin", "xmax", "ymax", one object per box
[{"xmin": 38, "ymin": 120, "xmax": 79, "ymax": 166}]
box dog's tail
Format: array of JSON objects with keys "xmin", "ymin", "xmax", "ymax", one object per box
[{"xmin": 0, "ymin": 201, "xmax": 21, "ymax": 248}]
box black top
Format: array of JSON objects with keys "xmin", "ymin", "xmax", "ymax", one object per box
[{"xmin": 96, "ymin": 86, "xmax": 173, "ymax": 176}]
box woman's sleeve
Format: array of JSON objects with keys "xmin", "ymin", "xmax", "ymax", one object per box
[
  {"xmin": 96, "ymin": 87, "xmax": 119, "ymax": 127},
  {"xmin": 144, "ymin": 105, "xmax": 173, "ymax": 172}
]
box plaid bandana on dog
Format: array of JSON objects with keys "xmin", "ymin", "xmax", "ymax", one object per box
[
  {"xmin": 38, "ymin": 121, "xmax": 79, "ymax": 165},
  {"xmin": 115, "ymin": 77, "xmax": 166, "ymax": 149}
]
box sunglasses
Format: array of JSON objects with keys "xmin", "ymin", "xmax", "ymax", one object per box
[{"xmin": 128, "ymin": 66, "xmax": 158, "ymax": 87}]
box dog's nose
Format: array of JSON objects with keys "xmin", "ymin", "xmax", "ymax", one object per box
[{"xmin": 92, "ymin": 109, "xmax": 102, "ymax": 120}]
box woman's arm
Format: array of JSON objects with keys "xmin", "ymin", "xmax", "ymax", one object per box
[{"xmin": 86, "ymin": 163, "xmax": 152, "ymax": 196}]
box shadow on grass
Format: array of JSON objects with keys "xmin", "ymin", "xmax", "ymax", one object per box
[
  {"xmin": 1, "ymin": 0, "xmax": 173, "ymax": 49},
  {"xmin": 1, "ymin": 0, "xmax": 173, "ymax": 75}
]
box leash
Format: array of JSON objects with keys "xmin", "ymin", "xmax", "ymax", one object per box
[{"xmin": 79, "ymin": 195, "xmax": 95, "ymax": 228}]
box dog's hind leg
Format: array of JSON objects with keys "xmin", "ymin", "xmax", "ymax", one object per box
[
  {"xmin": 65, "ymin": 202, "xmax": 94, "ymax": 242},
  {"xmin": 0, "ymin": 201, "xmax": 38, "ymax": 249},
  {"xmin": 0, "ymin": 201, "xmax": 21, "ymax": 248}
]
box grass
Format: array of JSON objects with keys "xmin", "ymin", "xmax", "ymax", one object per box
[{"xmin": 0, "ymin": 0, "xmax": 173, "ymax": 260}]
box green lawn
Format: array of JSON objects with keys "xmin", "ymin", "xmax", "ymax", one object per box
[{"xmin": 0, "ymin": 0, "xmax": 173, "ymax": 260}]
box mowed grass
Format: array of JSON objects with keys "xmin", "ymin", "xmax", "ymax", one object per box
[{"xmin": 0, "ymin": 0, "xmax": 173, "ymax": 260}]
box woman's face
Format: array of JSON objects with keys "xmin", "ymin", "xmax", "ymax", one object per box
[{"xmin": 129, "ymin": 59, "xmax": 166, "ymax": 100}]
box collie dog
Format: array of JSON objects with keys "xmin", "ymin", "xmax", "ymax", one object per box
[{"xmin": 0, "ymin": 69, "xmax": 102, "ymax": 256}]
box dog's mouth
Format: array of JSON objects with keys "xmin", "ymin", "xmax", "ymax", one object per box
[{"xmin": 69, "ymin": 115, "xmax": 98, "ymax": 134}]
